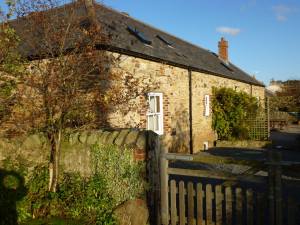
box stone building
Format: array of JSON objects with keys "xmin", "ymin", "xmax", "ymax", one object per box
[{"xmin": 11, "ymin": 1, "xmax": 265, "ymax": 153}]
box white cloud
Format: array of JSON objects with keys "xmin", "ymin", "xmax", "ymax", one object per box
[
  {"xmin": 216, "ymin": 26, "xmax": 241, "ymax": 36},
  {"xmin": 272, "ymin": 4, "xmax": 296, "ymax": 22}
]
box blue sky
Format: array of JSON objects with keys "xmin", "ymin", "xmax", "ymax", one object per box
[
  {"xmin": 1, "ymin": 0, "xmax": 300, "ymax": 85},
  {"xmin": 100, "ymin": 0, "xmax": 300, "ymax": 85}
]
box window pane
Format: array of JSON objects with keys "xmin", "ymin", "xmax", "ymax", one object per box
[
  {"xmin": 147, "ymin": 93, "xmax": 163, "ymax": 135},
  {"xmin": 156, "ymin": 96, "xmax": 160, "ymax": 113},
  {"xmin": 155, "ymin": 115, "xmax": 160, "ymax": 131},
  {"xmin": 148, "ymin": 115, "xmax": 154, "ymax": 131},
  {"xmin": 149, "ymin": 96, "xmax": 155, "ymax": 113},
  {"xmin": 204, "ymin": 95, "xmax": 210, "ymax": 116}
]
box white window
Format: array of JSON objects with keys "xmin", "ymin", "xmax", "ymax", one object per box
[
  {"xmin": 147, "ymin": 92, "xmax": 163, "ymax": 135},
  {"xmin": 204, "ymin": 94, "xmax": 210, "ymax": 116}
]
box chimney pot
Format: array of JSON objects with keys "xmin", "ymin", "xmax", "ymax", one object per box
[{"xmin": 218, "ymin": 37, "xmax": 228, "ymax": 63}]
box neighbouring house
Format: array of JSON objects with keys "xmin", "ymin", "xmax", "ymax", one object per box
[
  {"xmin": 9, "ymin": 0, "xmax": 265, "ymax": 153},
  {"xmin": 267, "ymin": 80, "xmax": 282, "ymax": 94},
  {"xmin": 267, "ymin": 79, "xmax": 300, "ymax": 95}
]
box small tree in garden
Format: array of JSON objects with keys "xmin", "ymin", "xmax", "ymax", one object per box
[
  {"xmin": 212, "ymin": 87, "xmax": 259, "ymax": 140},
  {"xmin": 0, "ymin": 0, "xmax": 151, "ymax": 192}
]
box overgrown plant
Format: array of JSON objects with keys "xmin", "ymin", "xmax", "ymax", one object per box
[
  {"xmin": 212, "ymin": 87, "xmax": 259, "ymax": 140},
  {"xmin": 16, "ymin": 166, "xmax": 117, "ymax": 224},
  {"xmin": 91, "ymin": 144, "xmax": 146, "ymax": 207}
]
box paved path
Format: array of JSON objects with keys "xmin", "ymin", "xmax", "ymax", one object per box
[
  {"xmin": 270, "ymin": 124, "xmax": 300, "ymax": 151},
  {"xmin": 171, "ymin": 124, "xmax": 300, "ymax": 175},
  {"xmin": 269, "ymin": 124, "xmax": 300, "ymax": 162}
]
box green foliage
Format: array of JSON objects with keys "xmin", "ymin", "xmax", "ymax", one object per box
[
  {"xmin": 91, "ymin": 144, "xmax": 147, "ymax": 207},
  {"xmin": 212, "ymin": 87, "xmax": 259, "ymax": 140},
  {"xmin": 0, "ymin": 25, "xmax": 25, "ymax": 74},
  {"xmin": 16, "ymin": 167, "xmax": 117, "ymax": 225},
  {"xmin": 0, "ymin": 80, "xmax": 15, "ymax": 98},
  {"xmin": 20, "ymin": 217, "xmax": 84, "ymax": 225},
  {"xmin": 0, "ymin": 24, "xmax": 25, "ymax": 122},
  {"xmin": 13, "ymin": 144, "xmax": 146, "ymax": 224}
]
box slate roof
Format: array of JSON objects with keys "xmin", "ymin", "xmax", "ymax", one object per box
[{"xmin": 10, "ymin": 1, "xmax": 264, "ymax": 87}]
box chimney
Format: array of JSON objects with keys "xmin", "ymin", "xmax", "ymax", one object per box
[{"xmin": 218, "ymin": 37, "xmax": 228, "ymax": 63}]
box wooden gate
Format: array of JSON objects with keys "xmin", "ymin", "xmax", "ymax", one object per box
[{"xmin": 160, "ymin": 151, "xmax": 300, "ymax": 225}]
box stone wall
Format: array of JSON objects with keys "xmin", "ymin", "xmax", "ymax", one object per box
[
  {"xmin": 107, "ymin": 52, "xmax": 190, "ymax": 153},
  {"xmin": 0, "ymin": 130, "xmax": 161, "ymax": 225},
  {"xmin": 105, "ymin": 52, "xmax": 266, "ymax": 153},
  {"xmin": 191, "ymin": 71, "xmax": 265, "ymax": 152},
  {"xmin": 0, "ymin": 129, "xmax": 150, "ymax": 177},
  {"xmin": 2, "ymin": 50, "xmax": 265, "ymax": 155}
]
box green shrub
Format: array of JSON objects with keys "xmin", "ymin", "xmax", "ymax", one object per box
[
  {"xmin": 13, "ymin": 144, "xmax": 145, "ymax": 224},
  {"xmin": 91, "ymin": 144, "xmax": 146, "ymax": 207},
  {"xmin": 212, "ymin": 87, "xmax": 260, "ymax": 140},
  {"xmin": 16, "ymin": 167, "xmax": 116, "ymax": 224}
]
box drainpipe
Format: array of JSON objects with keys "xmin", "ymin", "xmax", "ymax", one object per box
[{"xmin": 188, "ymin": 69, "xmax": 193, "ymax": 154}]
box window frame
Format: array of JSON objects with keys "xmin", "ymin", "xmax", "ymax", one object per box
[
  {"xmin": 204, "ymin": 94, "xmax": 210, "ymax": 117},
  {"xmin": 146, "ymin": 92, "xmax": 164, "ymax": 135}
]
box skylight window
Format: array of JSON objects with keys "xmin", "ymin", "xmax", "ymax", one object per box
[
  {"xmin": 156, "ymin": 35, "xmax": 172, "ymax": 46},
  {"xmin": 127, "ymin": 26, "xmax": 152, "ymax": 45}
]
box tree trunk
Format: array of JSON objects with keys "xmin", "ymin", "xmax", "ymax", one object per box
[{"xmin": 48, "ymin": 130, "xmax": 62, "ymax": 192}]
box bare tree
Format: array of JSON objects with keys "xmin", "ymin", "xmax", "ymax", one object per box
[{"xmin": 1, "ymin": 0, "xmax": 151, "ymax": 192}]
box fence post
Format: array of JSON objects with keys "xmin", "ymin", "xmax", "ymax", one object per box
[
  {"xmin": 268, "ymin": 149, "xmax": 283, "ymax": 225},
  {"xmin": 160, "ymin": 147, "xmax": 169, "ymax": 225},
  {"xmin": 274, "ymin": 151, "xmax": 282, "ymax": 225},
  {"xmin": 268, "ymin": 150, "xmax": 275, "ymax": 225}
]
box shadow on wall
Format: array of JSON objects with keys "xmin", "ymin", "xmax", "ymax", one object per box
[
  {"xmin": 169, "ymin": 106, "xmax": 190, "ymax": 153},
  {"xmin": 0, "ymin": 169, "xmax": 27, "ymax": 225}
]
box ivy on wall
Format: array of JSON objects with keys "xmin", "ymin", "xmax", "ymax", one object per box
[{"xmin": 212, "ymin": 87, "xmax": 260, "ymax": 140}]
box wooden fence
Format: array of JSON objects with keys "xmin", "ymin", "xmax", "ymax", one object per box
[{"xmin": 160, "ymin": 152, "xmax": 300, "ymax": 225}]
